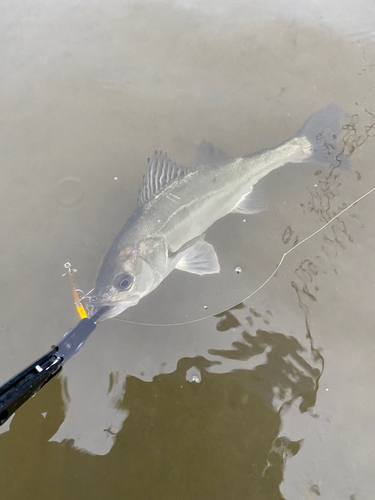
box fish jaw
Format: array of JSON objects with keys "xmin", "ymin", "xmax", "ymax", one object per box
[{"xmin": 87, "ymin": 296, "xmax": 140, "ymax": 321}]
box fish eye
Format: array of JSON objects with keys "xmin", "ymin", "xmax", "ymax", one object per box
[{"xmin": 115, "ymin": 273, "xmax": 134, "ymax": 291}]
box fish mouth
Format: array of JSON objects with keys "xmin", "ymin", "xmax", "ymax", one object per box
[
  {"xmin": 87, "ymin": 297, "xmax": 140, "ymax": 321},
  {"xmin": 88, "ymin": 304, "xmax": 117, "ymax": 321}
]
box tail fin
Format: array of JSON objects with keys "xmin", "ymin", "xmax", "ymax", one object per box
[{"xmin": 298, "ymin": 103, "xmax": 349, "ymax": 169}]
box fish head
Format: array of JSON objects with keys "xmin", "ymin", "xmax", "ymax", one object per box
[{"xmin": 87, "ymin": 236, "xmax": 168, "ymax": 321}]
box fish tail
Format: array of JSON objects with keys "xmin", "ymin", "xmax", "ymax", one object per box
[{"xmin": 298, "ymin": 103, "xmax": 349, "ymax": 169}]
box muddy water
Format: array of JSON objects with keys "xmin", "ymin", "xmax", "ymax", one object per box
[{"xmin": 0, "ymin": 1, "xmax": 374, "ymax": 499}]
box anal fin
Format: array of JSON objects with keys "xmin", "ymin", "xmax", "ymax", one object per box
[{"xmin": 232, "ymin": 186, "xmax": 268, "ymax": 215}]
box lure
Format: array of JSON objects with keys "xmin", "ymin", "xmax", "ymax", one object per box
[{"xmin": 64, "ymin": 262, "xmax": 87, "ymax": 319}]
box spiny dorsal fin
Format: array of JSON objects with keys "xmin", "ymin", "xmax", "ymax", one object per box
[{"xmin": 138, "ymin": 150, "xmax": 188, "ymax": 205}]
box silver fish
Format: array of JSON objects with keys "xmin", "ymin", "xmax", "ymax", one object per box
[{"xmin": 88, "ymin": 104, "xmax": 347, "ymax": 320}]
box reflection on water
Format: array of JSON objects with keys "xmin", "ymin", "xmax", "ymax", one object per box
[
  {"xmin": 342, "ymin": 112, "xmax": 375, "ymax": 156},
  {"xmin": 0, "ymin": 334, "xmax": 315, "ymax": 499},
  {"xmin": 211, "ymin": 307, "xmax": 323, "ymax": 414}
]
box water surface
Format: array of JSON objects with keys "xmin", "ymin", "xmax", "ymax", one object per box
[{"xmin": 0, "ymin": 1, "xmax": 375, "ymax": 499}]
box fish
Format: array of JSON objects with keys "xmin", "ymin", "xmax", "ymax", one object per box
[{"xmin": 87, "ymin": 103, "xmax": 348, "ymax": 321}]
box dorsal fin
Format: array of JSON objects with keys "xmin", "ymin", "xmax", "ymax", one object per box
[
  {"xmin": 138, "ymin": 150, "xmax": 188, "ymax": 205},
  {"xmin": 194, "ymin": 139, "xmax": 233, "ymax": 168}
]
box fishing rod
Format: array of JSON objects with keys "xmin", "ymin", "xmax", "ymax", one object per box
[{"xmin": 0, "ymin": 305, "xmax": 109, "ymax": 426}]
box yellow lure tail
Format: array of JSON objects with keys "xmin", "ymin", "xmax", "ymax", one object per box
[{"xmin": 64, "ymin": 262, "xmax": 88, "ymax": 319}]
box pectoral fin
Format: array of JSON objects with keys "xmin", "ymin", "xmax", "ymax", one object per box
[
  {"xmin": 232, "ymin": 187, "xmax": 268, "ymax": 215},
  {"xmin": 175, "ymin": 238, "xmax": 220, "ymax": 275}
]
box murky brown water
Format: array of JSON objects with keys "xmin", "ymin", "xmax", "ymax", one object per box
[{"xmin": 0, "ymin": 1, "xmax": 375, "ymax": 499}]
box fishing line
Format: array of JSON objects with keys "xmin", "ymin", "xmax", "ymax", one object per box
[{"xmin": 111, "ymin": 185, "xmax": 375, "ymax": 328}]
